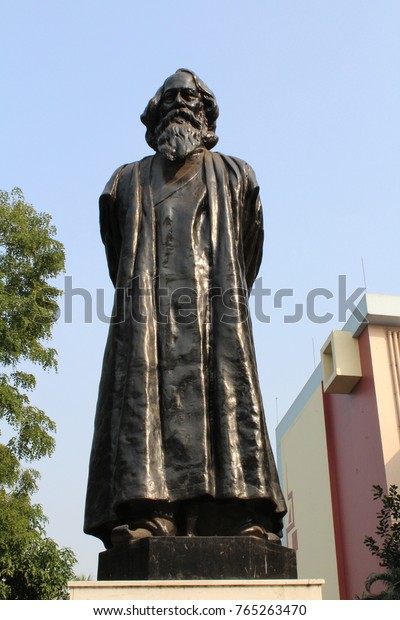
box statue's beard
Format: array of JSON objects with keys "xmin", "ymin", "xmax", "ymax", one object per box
[{"xmin": 156, "ymin": 108, "xmax": 207, "ymax": 161}]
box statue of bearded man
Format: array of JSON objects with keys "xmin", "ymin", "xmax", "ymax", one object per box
[{"xmin": 84, "ymin": 69, "xmax": 286, "ymax": 549}]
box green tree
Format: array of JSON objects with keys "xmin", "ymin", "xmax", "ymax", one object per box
[
  {"xmin": 0, "ymin": 188, "xmax": 76, "ymax": 599},
  {"xmin": 360, "ymin": 484, "xmax": 400, "ymax": 599}
]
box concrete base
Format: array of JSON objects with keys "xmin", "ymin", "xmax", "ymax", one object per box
[{"xmin": 69, "ymin": 579, "xmax": 324, "ymax": 600}]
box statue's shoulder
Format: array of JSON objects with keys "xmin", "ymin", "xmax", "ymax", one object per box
[
  {"xmin": 102, "ymin": 156, "xmax": 154, "ymax": 199},
  {"xmin": 211, "ymin": 152, "xmax": 257, "ymax": 183},
  {"xmin": 113, "ymin": 155, "xmax": 154, "ymax": 180},
  {"xmin": 101, "ymin": 163, "xmax": 131, "ymax": 198},
  {"xmin": 120, "ymin": 155, "xmax": 154, "ymax": 174}
]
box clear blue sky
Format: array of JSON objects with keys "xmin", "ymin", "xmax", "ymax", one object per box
[{"xmin": 1, "ymin": 1, "xmax": 399, "ymax": 577}]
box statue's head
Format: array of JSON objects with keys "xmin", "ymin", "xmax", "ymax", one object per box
[{"xmin": 141, "ymin": 69, "xmax": 219, "ymax": 160}]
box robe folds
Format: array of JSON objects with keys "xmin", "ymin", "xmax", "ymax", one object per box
[{"xmin": 84, "ymin": 149, "xmax": 286, "ymax": 546}]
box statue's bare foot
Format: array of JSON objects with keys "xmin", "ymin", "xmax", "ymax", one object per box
[
  {"xmin": 111, "ymin": 524, "xmax": 152, "ymax": 546},
  {"xmin": 111, "ymin": 517, "xmax": 177, "ymax": 547},
  {"xmin": 148, "ymin": 517, "xmax": 177, "ymax": 536},
  {"xmin": 237, "ymin": 523, "xmax": 281, "ymax": 544}
]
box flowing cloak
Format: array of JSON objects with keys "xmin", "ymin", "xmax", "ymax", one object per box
[{"xmin": 84, "ymin": 150, "xmax": 286, "ymax": 546}]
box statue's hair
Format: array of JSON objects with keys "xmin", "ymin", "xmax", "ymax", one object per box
[{"xmin": 141, "ymin": 68, "xmax": 219, "ymax": 151}]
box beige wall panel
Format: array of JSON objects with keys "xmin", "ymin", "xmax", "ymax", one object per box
[{"xmin": 280, "ymin": 386, "xmax": 339, "ymax": 599}]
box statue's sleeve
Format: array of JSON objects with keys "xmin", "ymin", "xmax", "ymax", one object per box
[
  {"xmin": 99, "ymin": 165, "xmax": 126, "ymax": 287},
  {"xmin": 242, "ymin": 163, "xmax": 264, "ymax": 292}
]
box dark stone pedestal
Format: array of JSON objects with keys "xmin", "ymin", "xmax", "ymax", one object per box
[{"xmin": 97, "ymin": 537, "xmax": 297, "ymax": 581}]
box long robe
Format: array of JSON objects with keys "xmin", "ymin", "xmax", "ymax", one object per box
[{"xmin": 84, "ymin": 149, "xmax": 286, "ymax": 546}]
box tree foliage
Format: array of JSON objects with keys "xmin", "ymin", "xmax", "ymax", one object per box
[
  {"xmin": 0, "ymin": 455, "xmax": 76, "ymax": 599},
  {"xmin": 0, "ymin": 187, "xmax": 65, "ymax": 463},
  {"xmin": 0, "ymin": 188, "xmax": 76, "ymax": 599},
  {"xmin": 360, "ymin": 484, "xmax": 400, "ymax": 599}
]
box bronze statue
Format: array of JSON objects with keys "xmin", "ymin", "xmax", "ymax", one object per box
[{"xmin": 84, "ymin": 69, "xmax": 286, "ymax": 549}]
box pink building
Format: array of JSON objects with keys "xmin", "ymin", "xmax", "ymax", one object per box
[{"xmin": 276, "ymin": 294, "xmax": 400, "ymax": 599}]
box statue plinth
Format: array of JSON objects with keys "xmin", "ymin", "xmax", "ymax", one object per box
[{"xmin": 97, "ymin": 537, "xmax": 297, "ymax": 581}]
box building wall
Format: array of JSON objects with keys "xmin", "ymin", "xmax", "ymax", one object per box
[
  {"xmin": 322, "ymin": 326, "xmax": 386, "ymax": 599},
  {"xmin": 368, "ymin": 325, "xmax": 400, "ymax": 487},
  {"xmin": 279, "ymin": 384, "xmax": 339, "ymax": 600},
  {"xmin": 277, "ymin": 296, "xmax": 400, "ymax": 600}
]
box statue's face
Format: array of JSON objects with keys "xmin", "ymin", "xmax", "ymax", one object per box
[
  {"xmin": 160, "ymin": 72, "xmax": 203, "ymax": 118},
  {"xmin": 155, "ymin": 72, "xmax": 207, "ymax": 161}
]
